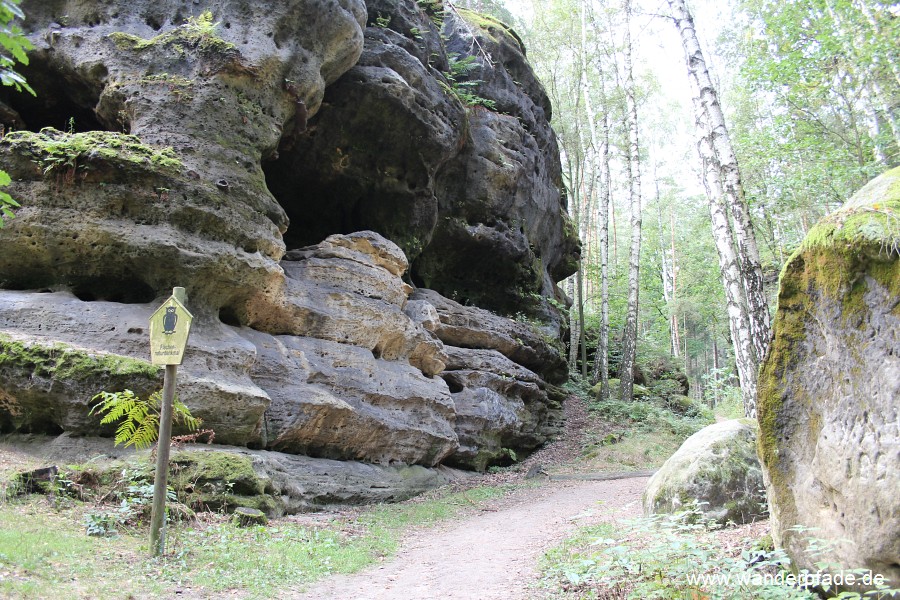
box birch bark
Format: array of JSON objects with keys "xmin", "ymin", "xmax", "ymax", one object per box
[
  {"xmin": 667, "ymin": 0, "xmax": 771, "ymax": 366},
  {"xmin": 619, "ymin": 0, "xmax": 643, "ymax": 403}
]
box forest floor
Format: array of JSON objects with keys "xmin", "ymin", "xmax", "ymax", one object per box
[{"xmin": 0, "ymin": 393, "xmax": 765, "ymax": 599}]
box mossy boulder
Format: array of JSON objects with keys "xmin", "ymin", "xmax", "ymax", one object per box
[
  {"xmin": 591, "ymin": 378, "xmax": 621, "ymax": 400},
  {"xmin": 757, "ymin": 166, "xmax": 900, "ymax": 591},
  {"xmin": 232, "ymin": 506, "xmax": 267, "ymax": 527},
  {"xmin": 643, "ymin": 419, "xmax": 767, "ymax": 526},
  {"xmin": 169, "ymin": 449, "xmax": 276, "ymax": 515}
]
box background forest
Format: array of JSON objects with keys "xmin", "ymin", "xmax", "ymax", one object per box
[{"xmin": 458, "ymin": 0, "xmax": 899, "ymax": 407}]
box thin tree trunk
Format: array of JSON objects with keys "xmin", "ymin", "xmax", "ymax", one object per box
[
  {"xmin": 669, "ymin": 204, "xmax": 681, "ymax": 357},
  {"xmin": 699, "ymin": 134, "xmax": 759, "ymax": 416},
  {"xmin": 619, "ymin": 0, "xmax": 642, "ymax": 404},
  {"xmin": 591, "ymin": 80, "xmax": 612, "ymax": 400},
  {"xmin": 667, "ymin": 0, "xmax": 771, "ymax": 369},
  {"xmin": 568, "ymin": 276, "xmax": 580, "ymax": 368}
]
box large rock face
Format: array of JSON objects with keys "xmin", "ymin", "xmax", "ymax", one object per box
[
  {"xmin": 263, "ymin": 0, "xmax": 580, "ymax": 320},
  {"xmin": 758, "ymin": 166, "xmax": 900, "ymax": 591},
  {"xmin": 643, "ymin": 419, "xmax": 767, "ymax": 526},
  {"xmin": 0, "ymin": 0, "xmax": 575, "ymax": 501}
]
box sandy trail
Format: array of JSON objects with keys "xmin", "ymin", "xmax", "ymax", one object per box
[{"xmin": 290, "ymin": 476, "xmax": 648, "ymax": 600}]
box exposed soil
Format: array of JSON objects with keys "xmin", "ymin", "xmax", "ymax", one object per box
[
  {"xmin": 288, "ymin": 395, "xmax": 651, "ymax": 599},
  {"xmin": 290, "ymin": 476, "xmax": 649, "ymax": 600}
]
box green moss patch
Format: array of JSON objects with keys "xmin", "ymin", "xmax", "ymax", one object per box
[
  {"xmin": 169, "ymin": 450, "xmax": 277, "ymax": 515},
  {"xmin": 2, "ymin": 128, "xmax": 182, "ymax": 176},
  {"xmin": 0, "ymin": 334, "xmax": 159, "ymax": 382},
  {"xmin": 108, "ymin": 11, "xmax": 235, "ymax": 56},
  {"xmin": 456, "ymin": 7, "xmax": 524, "ymax": 52}
]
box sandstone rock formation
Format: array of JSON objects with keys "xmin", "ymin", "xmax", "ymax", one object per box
[
  {"xmin": 757, "ymin": 166, "xmax": 900, "ymax": 591},
  {"xmin": 643, "ymin": 419, "xmax": 767, "ymax": 526},
  {"xmin": 0, "ymin": 0, "xmax": 576, "ymax": 505}
]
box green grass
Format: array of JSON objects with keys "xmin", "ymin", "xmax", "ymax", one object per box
[{"xmin": 0, "ymin": 484, "xmax": 511, "ymax": 599}]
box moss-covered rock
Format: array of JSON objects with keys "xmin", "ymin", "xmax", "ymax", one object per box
[
  {"xmin": 643, "ymin": 419, "xmax": 767, "ymax": 526},
  {"xmin": 757, "ymin": 166, "xmax": 900, "ymax": 592},
  {"xmin": 0, "ymin": 333, "xmax": 160, "ymax": 434},
  {"xmin": 169, "ymin": 449, "xmax": 276, "ymax": 514}
]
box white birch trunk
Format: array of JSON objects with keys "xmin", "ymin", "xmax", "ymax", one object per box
[
  {"xmin": 619, "ymin": 0, "xmax": 642, "ymax": 404},
  {"xmin": 667, "ymin": 0, "xmax": 771, "ymax": 367},
  {"xmin": 699, "ymin": 134, "xmax": 759, "ymax": 416}
]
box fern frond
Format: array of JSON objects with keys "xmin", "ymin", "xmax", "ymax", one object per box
[
  {"xmin": 173, "ymin": 397, "xmax": 201, "ymax": 431},
  {"xmin": 91, "ymin": 387, "xmax": 204, "ymax": 449},
  {"xmin": 127, "ymin": 415, "xmax": 160, "ymax": 450}
]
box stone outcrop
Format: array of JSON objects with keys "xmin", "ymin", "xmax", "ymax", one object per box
[
  {"xmin": 12, "ymin": 433, "xmax": 468, "ymax": 513},
  {"xmin": 263, "ymin": 0, "xmax": 580, "ymax": 319},
  {"xmin": 643, "ymin": 419, "xmax": 767, "ymax": 526},
  {"xmin": 0, "ymin": 0, "xmax": 577, "ymax": 502},
  {"xmin": 0, "ymin": 232, "xmax": 565, "ymax": 475},
  {"xmin": 441, "ymin": 346, "xmax": 564, "ymax": 471},
  {"xmin": 757, "ymin": 166, "xmax": 900, "ymax": 591},
  {"xmin": 412, "ymin": 288, "xmax": 568, "ymax": 385}
]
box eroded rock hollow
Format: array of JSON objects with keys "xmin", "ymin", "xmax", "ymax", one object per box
[{"xmin": 0, "ymin": 0, "xmax": 579, "ymax": 508}]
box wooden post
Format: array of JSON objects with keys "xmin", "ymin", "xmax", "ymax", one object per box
[{"xmin": 149, "ymin": 287, "xmax": 188, "ymax": 557}]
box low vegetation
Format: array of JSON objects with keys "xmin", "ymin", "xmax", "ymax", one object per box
[
  {"xmin": 537, "ymin": 506, "xmax": 900, "ymax": 599},
  {"xmin": 0, "ymin": 454, "xmax": 512, "ymax": 599}
]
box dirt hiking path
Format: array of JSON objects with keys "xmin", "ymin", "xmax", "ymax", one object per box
[{"xmin": 291, "ymin": 475, "xmax": 649, "ymax": 600}]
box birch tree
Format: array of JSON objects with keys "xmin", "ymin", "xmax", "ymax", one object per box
[
  {"xmin": 618, "ymin": 0, "xmax": 643, "ymax": 403},
  {"xmin": 666, "ymin": 0, "xmax": 771, "ymax": 416}
]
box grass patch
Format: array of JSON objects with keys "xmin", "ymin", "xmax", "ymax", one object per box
[
  {"xmin": 576, "ymin": 429, "xmax": 686, "ymax": 472},
  {"xmin": 537, "ymin": 507, "xmax": 900, "ymax": 599},
  {"xmin": 0, "ymin": 483, "xmax": 512, "ymax": 598}
]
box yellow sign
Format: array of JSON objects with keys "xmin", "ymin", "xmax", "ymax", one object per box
[{"xmin": 149, "ymin": 295, "xmax": 193, "ymax": 365}]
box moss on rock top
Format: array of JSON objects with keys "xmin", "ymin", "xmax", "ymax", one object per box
[
  {"xmin": 0, "ymin": 334, "xmax": 159, "ymax": 382},
  {"xmin": 2, "ymin": 128, "xmax": 182, "ymax": 176}
]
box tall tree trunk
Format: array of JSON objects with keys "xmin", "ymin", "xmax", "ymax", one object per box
[
  {"xmin": 667, "ymin": 0, "xmax": 771, "ymax": 369},
  {"xmin": 699, "ymin": 133, "xmax": 759, "ymax": 416},
  {"xmin": 669, "ymin": 204, "xmax": 681, "ymax": 357},
  {"xmin": 568, "ymin": 275, "xmax": 579, "ymax": 368},
  {"xmin": 591, "ymin": 81, "xmax": 612, "ymax": 400},
  {"xmin": 619, "ymin": 0, "xmax": 643, "ymax": 403}
]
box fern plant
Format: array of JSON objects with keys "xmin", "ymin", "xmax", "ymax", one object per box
[
  {"xmin": 441, "ymin": 53, "xmax": 497, "ymax": 110},
  {"xmin": 90, "ymin": 389, "xmax": 201, "ymax": 449}
]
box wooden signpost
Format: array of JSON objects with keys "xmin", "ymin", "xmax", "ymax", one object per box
[{"xmin": 148, "ymin": 287, "xmax": 193, "ymax": 557}]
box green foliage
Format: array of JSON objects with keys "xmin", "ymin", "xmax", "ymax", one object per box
[
  {"xmin": 83, "ymin": 478, "xmax": 176, "ymax": 537},
  {"xmin": 0, "ymin": 169, "xmax": 19, "ymax": 224},
  {"xmin": 375, "ymin": 13, "xmax": 391, "ymax": 28},
  {"xmin": 0, "ymin": 0, "xmax": 32, "ymax": 227},
  {"xmin": 0, "ymin": 0, "xmax": 32, "ymax": 95},
  {"xmin": 90, "ymin": 389, "xmax": 201, "ymax": 450},
  {"xmin": 590, "ymin": 395, "xmax": 712, "ymax": 440},
  {"xmin": 441, "ymin": 53, "xmax": 497, "ymax": 110},
  {"xmin": 540, "ymin": 506, "xmax": 819, "ymax": 599},
  {"xmin": 726, "ymin": 0, "xmax": 899, "ymax": 264}
]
